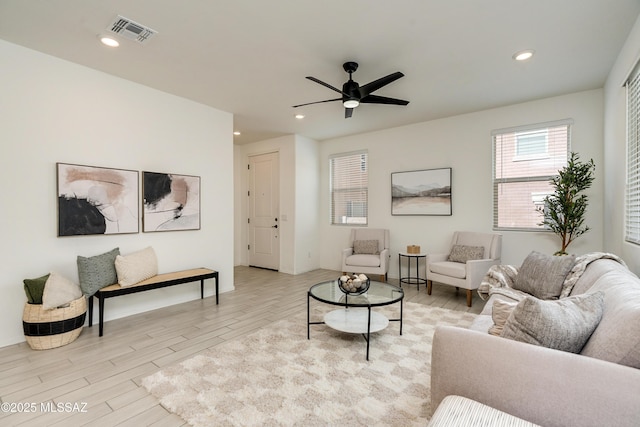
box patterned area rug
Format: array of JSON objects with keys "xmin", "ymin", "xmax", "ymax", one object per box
[{"xmin": 142, "ymin": 302, "xmax": 476, "ymax": 427}]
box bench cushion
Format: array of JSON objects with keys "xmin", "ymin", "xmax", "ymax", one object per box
[{"xmin": 99, "ymin": 268, "xmax": 216, "ymax": 293}]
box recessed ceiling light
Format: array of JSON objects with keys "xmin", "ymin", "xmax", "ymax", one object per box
[
  {"xmin": 295, "ymin": 114, "xmax": 305, "ymax": 119},
  {"xmin": 233, "ymin": 131, "xmax": 241, "ymax": 136},
  {"xmin": 513, "ymin": 49, "xmax": 534, "ymax": 61},
  {"xmin": 99, "ymin": 35, "xmax": 120, "ymax": 47}
]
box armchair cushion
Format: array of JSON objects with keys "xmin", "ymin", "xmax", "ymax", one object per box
[
  {"xmin": 345, "ymin": 254, "xmax": 381, "ymax": 267},
  {"xmin": 353, "ymin": 239, "xmax": 379, "ymax": 255},
  {"xmin": 514, "ymin": 251, "xmax": 576, "ymax": 300},
  {"xmin": 448, "ymin": 244, "xmax": 485, "ymax": 263},
  {"xmin": 501, "ymin": 292, "xmax": 605, "ymax": 353},
  {"xmin": 429, "ymin": 261, "xmax": 467, "ymax": 279}
]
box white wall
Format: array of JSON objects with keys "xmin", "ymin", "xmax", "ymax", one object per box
[
  {"xmin": 293, "ymin": 135, "xmax": 321, "ymax": 274},
  {"xmin": 0, "ymin": 40, "xmax": 234, "ymax": 348},
  {"xmin": 604, "ymin": 14, "xmax": 640, "ymax": 274},
  {"xmin": 319, "ymin": 90, "xmax": 605, "ymax": 278}
]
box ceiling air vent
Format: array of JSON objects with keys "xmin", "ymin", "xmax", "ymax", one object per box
[{"xmin": 107, "ymin": 15, "xmax": 157, "ymax": 44}]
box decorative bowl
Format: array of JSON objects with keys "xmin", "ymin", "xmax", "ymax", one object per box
[{"xmin": 337, "ymin": 274, "xmax": 370, "ymax": 295}]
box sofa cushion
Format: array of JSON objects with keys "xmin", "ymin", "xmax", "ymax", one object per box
[
  {"xmin": 488, "ymin": 299, "xmax": 517, "ymax": 336},
  {"xmin": 580, "ymin": 270, "xmax": 640, "ymax": 368},
  {"xmin": 501, "ymin": 292, "xmax": 604, "ymax": 353},
  {"xmin": 23, "ymin": 274, "xmax": 50, "ymax": 304},
  {"xmin": 353, "ymin": 239, "xmax": 379, "ymax": 255},
  {"xmin": 115, "ymin": 247, "xmax": 159, "ymax": 287},
  {"xmin": 514, "ymin": 251, "xmax": 576, "ymax": 300},
  {"xmin": 42, "ymin": 272, "xmax": 83, "ymax": 310},
  {"xmin": 345, "ymin": 254, "xmax": 381, "ymax": 267},
  {"xmin": 77, "ymin": 247, "xmax": 120, "ymax": 296},
  {"xmin": 429, "ymin": 261, "xmax": 466, "ymax": 279},
  {"xmin": 448, "ymin": 245, "xmax": 484, "ymax": 263}
]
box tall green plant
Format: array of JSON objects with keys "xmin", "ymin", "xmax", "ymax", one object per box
[{"xmin": 539, "ymin": 152, "xmax": 595, "ymax": 255}]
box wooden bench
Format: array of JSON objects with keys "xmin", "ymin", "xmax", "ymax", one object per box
[{"xmin": 88, "ymin": 268, "xmax": 218, "ymax": 337}]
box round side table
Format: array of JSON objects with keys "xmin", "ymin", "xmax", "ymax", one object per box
[{"xmin": 398, "ymin": 252, "xmax": 427, "ymax": 290}]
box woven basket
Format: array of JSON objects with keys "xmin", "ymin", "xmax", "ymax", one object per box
[{"xmin": 22, "ymin": 296, "xmax": 87, "ymax": 350}]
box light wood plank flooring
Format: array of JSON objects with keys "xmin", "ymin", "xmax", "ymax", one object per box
[{"xmin": 0, "ymin": 266, "xmax": 484, "ymax": 426}]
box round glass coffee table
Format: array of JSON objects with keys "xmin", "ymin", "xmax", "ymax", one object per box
[{"xmin": 307, "ymin": 280, "xmax": 404, "ymax": 360}]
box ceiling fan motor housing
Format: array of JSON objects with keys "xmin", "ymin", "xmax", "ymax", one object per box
[{"xmin": 342, "ymin": 80, "xmax": 361, "ymax": 102}]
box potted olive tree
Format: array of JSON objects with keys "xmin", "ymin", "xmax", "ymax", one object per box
[{"xmin": 539, "ymin": 152, "xmax": 596, "ymax": 255}]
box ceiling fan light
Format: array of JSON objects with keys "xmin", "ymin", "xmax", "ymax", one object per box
[{"xmin": 343, "ymin": 99, "xmax": 359, "ymax": 108}]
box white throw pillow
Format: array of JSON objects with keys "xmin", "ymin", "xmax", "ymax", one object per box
[
  {"xmin": 115, "ymin": 247, "xmax": 158, "ymax": 287},
  {"xmin": 488, "ymin": 299, "xmax": 517, "ymax": 336},
  {"xmin": 42, "ymin": 272, "xmax": 83, "ymax": 310}
]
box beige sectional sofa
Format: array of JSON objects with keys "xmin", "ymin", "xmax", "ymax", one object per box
[{"xmin": 430, "ymin": 254, "xmax": 640, "ymax": 427}]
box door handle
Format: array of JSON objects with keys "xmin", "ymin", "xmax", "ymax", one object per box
[{"xmin": 272, "ymin": 224, "xmax": 278, "ymax": 229}]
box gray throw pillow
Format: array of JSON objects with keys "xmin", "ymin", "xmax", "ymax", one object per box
[
  {"xmin": 77, "ymin": 247, "xmax": 120, "ymax": 296},
  {"xmin": 353, "ymin": 239, "xmax": 379, "ymax": 255},
  {"xmin": 501, "ymin": 292, "xmax": 605, "ymax": 353},
  {"xmin": 514, "ymin": 251, "xmax": 576, "ymax": 299},
  {"xmin": 448, "ymin": 245, "xmax": 484, "ymax": 263}
]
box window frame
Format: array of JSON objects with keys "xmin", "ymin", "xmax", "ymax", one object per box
[
  {"xmin": 329, "ymin": 150, "xmax": 369, "ymax": 226},
  {"xmin": 492, "ymin": 120, "xmax": 572, "ymax": 231},
  {"xmin": 626, "ymin": 62, "xmax": 640, "ymax": 245}
]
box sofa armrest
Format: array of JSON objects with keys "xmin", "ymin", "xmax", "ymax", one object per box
[{"xmin": 431, "ymin": 325, "xmax": 640, "ymax": 427}]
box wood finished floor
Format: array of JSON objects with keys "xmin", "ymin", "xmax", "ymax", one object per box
[{"xmin": 0, "ymin": 266, "xmax": 484, "ymax": 426}]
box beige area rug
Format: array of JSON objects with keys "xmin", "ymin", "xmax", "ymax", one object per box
[{"xmin": 142, "ymin": 302, "xmax": 476, "ymax": 427}]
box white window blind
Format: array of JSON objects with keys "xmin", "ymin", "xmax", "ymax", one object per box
[
  {"xmin": 493, "ymin": 120, "xmax": 571, "ymax": 230},
  {"xmin": 626, "ymin": 64, "xmax": 640, "ymax": 244},
  {"xmin": 330, "ymin": 151, "xmax": 368, "ymax": 225}
]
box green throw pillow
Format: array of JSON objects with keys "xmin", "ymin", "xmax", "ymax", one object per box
[
  {"xmin": 23, "ymin": 273, "xmax": 50, "ymax": 304},
  {"xmin": 77, "ymin": 247, "xmax": 120, "ymax": 296}
]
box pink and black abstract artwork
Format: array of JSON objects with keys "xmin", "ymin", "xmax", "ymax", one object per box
[
  {"xmin": 57, "ymin": 163, "xmax": 139, "ymax": 236},
  {"xmin": 143, "ymin": 171, "xmax": 201, "ymax": 232}
]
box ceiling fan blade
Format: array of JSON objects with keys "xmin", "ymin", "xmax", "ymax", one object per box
[
  {"xmin": 360, "ymin": 94, "xmax": 409, "ymax": 105},
  {"xmin": 345, "ymin": 107, "xmax": 354, "ymax": 118},
  {"xmin": 359, "ymin": 72, "xmax": 404, "ymax": 97},
  {"xmin": 306, "ymin": 76, "xmax": 349, "ymax": 96},
  {"xmin": 292, "ymin": 98, "xmax": 341, "ymax": 108}
]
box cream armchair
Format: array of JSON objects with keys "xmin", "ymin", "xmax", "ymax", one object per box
[
  {"xmin": 427, "ymin": 231, "xmax": 502, "ymax": 307},
  {"xmin": 341, "ymin": 228, "xmax": 390, "ymax": 282}
]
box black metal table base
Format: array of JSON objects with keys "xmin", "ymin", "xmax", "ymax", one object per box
[
  {"xmin": 307, "ymin": 293, "xmax": 403, "ymax": 361},
  {"xmin": 399, "ymin": 253, "xmax": 427, "ymax": 290}
]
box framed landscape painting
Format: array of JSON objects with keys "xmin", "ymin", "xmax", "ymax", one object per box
[
  {"xmin": 143, "ymin": 171, "xmax": 201, "ymax": 232},
  {"xmin": 57, "ymin": 163, "xmax": 139, "ymax": 236},
  {"xmin": 391, "ymin": 168, "xmax": 452, "ymax": 215}
]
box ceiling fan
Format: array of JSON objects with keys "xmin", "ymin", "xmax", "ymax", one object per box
[{"xmin": 293, "ymin": 61, "xmax": 409, "ymax": 118}]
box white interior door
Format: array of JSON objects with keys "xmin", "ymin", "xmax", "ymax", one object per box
[{"xmin": 248, "ymin": 152, "xmax": 280, "ymax": 270}]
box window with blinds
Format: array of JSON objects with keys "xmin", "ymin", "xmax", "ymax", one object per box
[
  {"xmin": 493, "ymin": 120, "xmax": 571, "ymax": 230},
  {"xmin": 330, "ymin": 151, "xmax": 368, "ymax": 225},
  {"xmin": 626, "ymin": 64, "xmax": 640, "ymax": 244}
]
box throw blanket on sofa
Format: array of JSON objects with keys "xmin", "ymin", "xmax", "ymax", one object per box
[{"xmin": 478, "ymin": 252, "xmax": 627, "ymax": 301}]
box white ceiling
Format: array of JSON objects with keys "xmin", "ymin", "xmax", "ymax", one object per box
[{"xmin": 1, "ymin": 1, "xmax": 639, "ymax": 144}]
